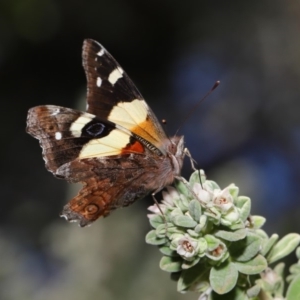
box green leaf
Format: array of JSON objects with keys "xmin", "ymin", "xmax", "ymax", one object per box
[
  {"xmin": 186, "ymin": 229, "xmax": 199, "ymax": 238},
  {"xmin": 189, "ymin": 170, "xmax": 205, "ymax": 186},
  {"xmin": 230, "ymin": 232, "xmax": 262, "ymax": 262},
  {"xmin": 155, "ymin": 223, "xmax": 168, "ymax": 238},
  {"xmin": 189, "ymin": 199, "xmax": 202, "ymax": 222},
  {"xmin": 286, "ymin": 274, "xmax": 300, "ymax": 300},
  {"xmin": 211, "ymin": 287, "xmax": 248, "ymax": 300},
  {"xmin": 274, "ymin": 262, "xmax": 285, "ymax": 276},
  {"xmin": 205, "ymin": 180, "xmax": 220, "ymax": 191},
  {"xmin": 274, "ymin": 262, "xmax": 285, "ymax": 295},
  {"xmin": 226, "ymin": 220, "xmax": 245, "ymax": 231},
  {"xmin": 204, "ymin": 234, "xmax": 221, "ymax": 251},
  {"xmin": 228, "ymin": 184, "xmax": 239, "ymax": 199},
  {"xmin": 205, "ymin": 207, "xmax": 221, "ymax": 221},
  {"xmin": 234, "ymin": 254, "xmax": 267, "ymax": 275},
  {"xmin": 177, "ymin": 263, "xmax": 208, "ymax": 292},
  {"xmin": 235, "ymin": 196, "xmax": 250, "ymax": 222},
  {"xmin": 289, "ymin": 264, "xmax": 300, "ymax": 275},
  {"xmin": 159, "ymin": 256, "xmax": 182, "ymax": 272},
  {"xmin": 296, "ymin": 246, "xmax": 300, "ymax": 259},
  {"xmin": 256, "ymin": 229, "xmax": 269, "ymax": 239},
  {"xmin": 173, "ymin": 197, "xmax": 188, "ymax": 211},
  {"xmin": 250, "ymin": 215, "xmax": 266, "ymax": 229},
  {"xmin": 181, "ymin": 257, "xmax": 200, "ymax": 269},
  {"xmin": 246, "ymin": 284, "xmax": 261, "ymax": 298},
  {"xmin": 198, "ymin": 237, "xmax": 208, "ymax": 254},
  {"xmin": 214, "ymin": 229, "xmax": 246, "ymax": 241},
  {"xmin": 267, "ymin": 233, "xmax": 300, "ymax": 264},
  {"xmin": 175, "ymin": 178, "xmax": 192, "ymax": 198},
  {"xmin": 173, "ymin": 215, "xmax": 197, "ymax": 228},
  {"xmin": 159, "ymin": 245, "xmax": 178, "ymax": 257},
  {"xmin": 180, "ymin": 194, "xmax": 190, "ymax": 209},
  {"xmin": 149, "ymin": 214, "xmax": 164, "ymax": 228},
  {"xmin": 145, "ymin": 230, "xmax": 166, "ymax": 245},
  {"xmin": 195, "ymin": 215, "xmax": 207, "ymax": 233},
  {"xmin": 260, "ymin": 233, "xmax": 279, "ymax": 256},
  {"xmin": 170, "ymin": 207, "xmax": 183, "ymax": 218},
  {"xmin": 210, "ymin": 261, "xmax": 238, "ymax": 294}
]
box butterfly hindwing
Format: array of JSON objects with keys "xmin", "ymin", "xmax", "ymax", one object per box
[{"xmin": 58, "ymin": 156, "xmax": 158, "ymax": 226}]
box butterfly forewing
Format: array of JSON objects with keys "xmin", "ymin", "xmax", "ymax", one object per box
[
  {"xmin": 83, "ymin": 39, "xmax": 143, "ymax": 116},
  {"xmin": 83, "ymin": 39, "xmax": 168, "ymax": 153},
  {"xmin": 26, "ymin": 105, "xmax": 150, "ymax": 175}
]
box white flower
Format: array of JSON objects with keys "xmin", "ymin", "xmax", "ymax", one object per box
[
  {"xmin": 193, "ymin": 183, "xmax": 213, "ymax": 204},
  {"xmin": 212, "ymin": 187, "xmax": 234, "ymax": 212},
  {"xmin": 148, "ymin": 204, "xmax": 162, "ymax": 214},
  {"xmin": 147, "ymin": 203, "xmax": 167, "ymax": 219},
  {"xmin": 161, "ymin": 187, "xmax": 178, "ymax": 207},
  {"xmin": 261, "ymin": 268, "xmax": 280, "ymax": 286},
  {"xmin": 176, "ymin": 235, "xmax": 198, "ymax": 260}
]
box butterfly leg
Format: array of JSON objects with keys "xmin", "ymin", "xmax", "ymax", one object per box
[
  {"xmin": 184, "ymin": 147, "xmax": 206, "ymax": 187},
  {"xmin": 184, "ymin": 148, "xmax": 197, "ymax": 171}
]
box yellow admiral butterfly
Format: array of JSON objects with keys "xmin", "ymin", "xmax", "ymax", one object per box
[{"xmin": 26, "ymin": 39, "xmax": 185, "ymax": 227}]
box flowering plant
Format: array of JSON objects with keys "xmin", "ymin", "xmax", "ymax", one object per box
[{"xmin": 146, "ymin": 170, "xmax": 300, "ymax": 299}]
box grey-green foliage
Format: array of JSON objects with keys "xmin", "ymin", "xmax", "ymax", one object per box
[{"xmin": 145, "ymin": 170, "xmax": 300, "ymax": 299}]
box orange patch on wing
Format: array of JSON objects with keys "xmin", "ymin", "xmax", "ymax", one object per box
[
  {"xmin": 122, "ymin": 140, "xmax": 144, "ymax": 154},
  {"xmin": 130, "ymin": 119, "xmax": 161, "ymax": 146}
]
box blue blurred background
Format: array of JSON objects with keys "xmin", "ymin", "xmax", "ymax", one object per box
[{"xmin": 1, "ymin": 0, "xmax": 300, "ymax": 299}]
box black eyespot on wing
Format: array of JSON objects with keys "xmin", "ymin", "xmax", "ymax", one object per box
[
  {"xmin": 81, "ymin": 119, "xmax": 114, "ymax": 138},
  {"xmin": 85, "ymin": 123, "xmax": 105, "ymax": 137}
]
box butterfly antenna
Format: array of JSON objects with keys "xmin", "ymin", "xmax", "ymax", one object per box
[{"xmin": 175, "ymin": 80, "xmax": 220, "ymax": 136}]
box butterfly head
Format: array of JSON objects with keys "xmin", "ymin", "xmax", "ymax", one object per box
[{"xmin": 167, "ymin": 135, "xmax": 185, "ymax": 176}]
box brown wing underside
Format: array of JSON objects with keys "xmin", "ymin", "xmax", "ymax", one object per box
[
  {"xmin": 26, "ymin": 105, "xmax": 89, "ymax": 173},
  {"xmin": 57, "ymin": 155, "xmax": 160, "ymax": 227}
]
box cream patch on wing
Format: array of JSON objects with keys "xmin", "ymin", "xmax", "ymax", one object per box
[
  {"xmin": 108, "ymin": 67, "xmax": 124, "ymax": 85},
  {"xmin": 70, "ymin": 113, "xmax": 96, "ymax": 137},
  {"xmin": 78, "ymin": 129, "xmax": 131, "ymax": 158},
  {"xmin": 108, "ymin": 99, "xmax": 148, "ymax": 128},
  {"xmin": 107, "ymin": 99, "xmax": 166, "ymax": 151}
]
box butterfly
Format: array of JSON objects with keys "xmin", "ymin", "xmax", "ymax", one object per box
[{"xmin": 26, "ymin": 39, "xmax": 186, "ymax": 227}]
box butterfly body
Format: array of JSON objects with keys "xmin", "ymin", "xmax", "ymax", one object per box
[{"xmin": 26, "ymin": 39, "xmax": 185, "ymax": 227}]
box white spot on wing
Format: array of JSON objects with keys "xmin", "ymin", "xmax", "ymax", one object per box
[
  {"xmin": 108, "ymin": 67, "xmax": 123, "ymax": 85},
  {"xmin": 55, "ymin": 132, "xmax": 62, "ymax": 140},
  {"xmin": 97, "ymin": 77, "xmax": 102, "ymax": 87},
  {"xmin": 51, "ymin": 108, "xmax": 60, "ymax": 116},
  {"xmin": 97, "ymin": 48, "xmax": 104, "ymax": 56}
]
